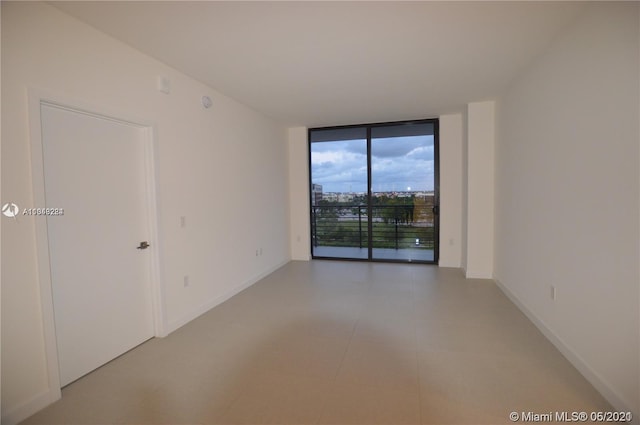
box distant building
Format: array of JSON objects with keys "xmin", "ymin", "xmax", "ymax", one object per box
[
  {"xmin": 311, "ymin": 184, "xmax": 323, "ymax": 205},
  {"xmin": 338, "ymin": 193, "xmax": 354, "ymax": 202},
  {"xmin": 323, "ymin": 193, "xmax": 338, "ymax": 202}
]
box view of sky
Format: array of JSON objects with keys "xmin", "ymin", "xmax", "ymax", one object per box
[{"xmin": 311, "ymin": 135, "xmax": 435, "ymax": 193}]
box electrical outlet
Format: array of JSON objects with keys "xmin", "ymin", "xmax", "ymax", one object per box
[
  {"xmin": 550, "ymin": 285, "xmax": 556, "ymax": 300},
  {"xmin": 183, "ymin": 276, "xmax": 189, "ymax": 288},
  {"xmin": 157, "ymin": 75, "xmax": 171, "ymax": 94}
]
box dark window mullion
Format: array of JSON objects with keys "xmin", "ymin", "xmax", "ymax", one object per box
[{"xmin": 366, "ymin": 127, "xmax": 373, "ymax": 261}]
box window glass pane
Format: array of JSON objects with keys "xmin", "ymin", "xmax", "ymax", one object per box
[
  {"xmin": 370, "ymin": 124, "xmax": 435, "ymax": 262},
  {"xmin": 310, "ymin": 128, "xmax": 368, "ymax": 259}
]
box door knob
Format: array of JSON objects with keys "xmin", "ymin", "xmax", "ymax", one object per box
[{"xmin": 137, "ymin": 241, "xmax": 150, "ymax": 250}]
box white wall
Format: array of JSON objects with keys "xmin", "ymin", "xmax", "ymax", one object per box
[
  {"xmin": 288, "ymin": 127, "xmax": 311, "ymax": 261},
  {"xmin": 494, "ymin": 2, "xmax": 639, "ymax": 417},
  {"xmin": 465, "ymin": 101, "xmax": 495, "ymax": 278},
  {"xmin": 1, "ymin": 2, "xmax": 289, "ymax": 423},
  {"xmin": 438, "ymin": 114, "xmax": 463, "ymax": 267}
]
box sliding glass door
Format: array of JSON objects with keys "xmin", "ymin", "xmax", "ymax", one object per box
[
  {"xmin": 309, "ymin": 119, "xmax": 438, "ymax": 264},
  {"xmin": 370, "ymin": 123, "xmax": 437, "ymax": 262},
  {"xmin": 309, "ymin": 127, "xmax": 368, "ymax": 259}
]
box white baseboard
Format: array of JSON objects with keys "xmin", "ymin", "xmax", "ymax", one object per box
[
  {"xmin": 166, "ymin": 259, "xmax": 290, "ymax": 334},
  {"xmin": 1, "ymin": 387, "xmax": 61, "ymax": 425},
  {"xmin": 495, "ymin": 279, "xmax": 639, "ymax": 424},
  {"xmin": 465, "ymin": 269, "xmax": 493, "ymax": 279}
]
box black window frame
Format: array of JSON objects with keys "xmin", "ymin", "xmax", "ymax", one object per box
[{"xmin": 308, "ymin": 118, "xmax": 440, "ymax": 264}]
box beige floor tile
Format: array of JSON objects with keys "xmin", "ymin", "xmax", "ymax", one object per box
[
  {"xmin": 319, "ymin": 383, "xmax": 421, "ymax": 425},
  {"xmin": 352, "ymin": 316, "xmax": 419, "ymax": 349},
  {"xmin": 418, "ymin": 349, "xmax": 610, "ymax": 422},
  {"xmin": 362, "ymin": 295, "xmax": 417, "ymax": 322},
  {"xmin": 336, "ymin": 339, "xmax": 420, "ymax": 394},
  {"xmin": 257, "ymin": 334, "xmax": 350, "ymax": 381},
  {"xmin": 216, "ymin": 371, "xmax": 331, "ymax": 424},
  {"xmin": 420, "ymin": 391, "xmax": 512, "ymax": 424}
]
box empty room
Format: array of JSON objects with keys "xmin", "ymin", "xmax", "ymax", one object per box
[{"xmin": 1, "ymin": 1, "xmax": 638, "ymax": 424}]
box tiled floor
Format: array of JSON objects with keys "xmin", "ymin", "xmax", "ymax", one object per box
[{"xmin": 21, "ymin": 260, "xmax": 611, "ymax": 424}]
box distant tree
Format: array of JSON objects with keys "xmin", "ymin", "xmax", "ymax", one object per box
[{"xmin": 372, "ymin": 196, "xmax": 414, "ymax": 225}]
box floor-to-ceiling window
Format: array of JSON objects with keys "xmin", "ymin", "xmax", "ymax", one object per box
[{"xmin": 309, "ymin": 119, "xmax": 438, "ymax": 263}]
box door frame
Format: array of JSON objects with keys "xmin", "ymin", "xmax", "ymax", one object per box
[
  {"xmin": 27, "ymin": 88, "xmax": 167, "ymax": 401},
  {"xmin": 308, "ymin": 118, "xmax": 440, "ymax": 264}
]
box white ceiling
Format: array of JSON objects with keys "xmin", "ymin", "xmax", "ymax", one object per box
[{"xmin": 51, "ymin": 1, "xmax": 587, "ymax": 127}]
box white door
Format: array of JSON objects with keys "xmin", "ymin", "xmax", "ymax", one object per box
[{"xmin": 41, "ymin": 103, "xmax": 155, "ymax": 386}]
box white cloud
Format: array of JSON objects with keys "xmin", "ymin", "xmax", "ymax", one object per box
[{"xmin": 311, "ymin": 136, "xmax": 435, "ymax": 193}]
